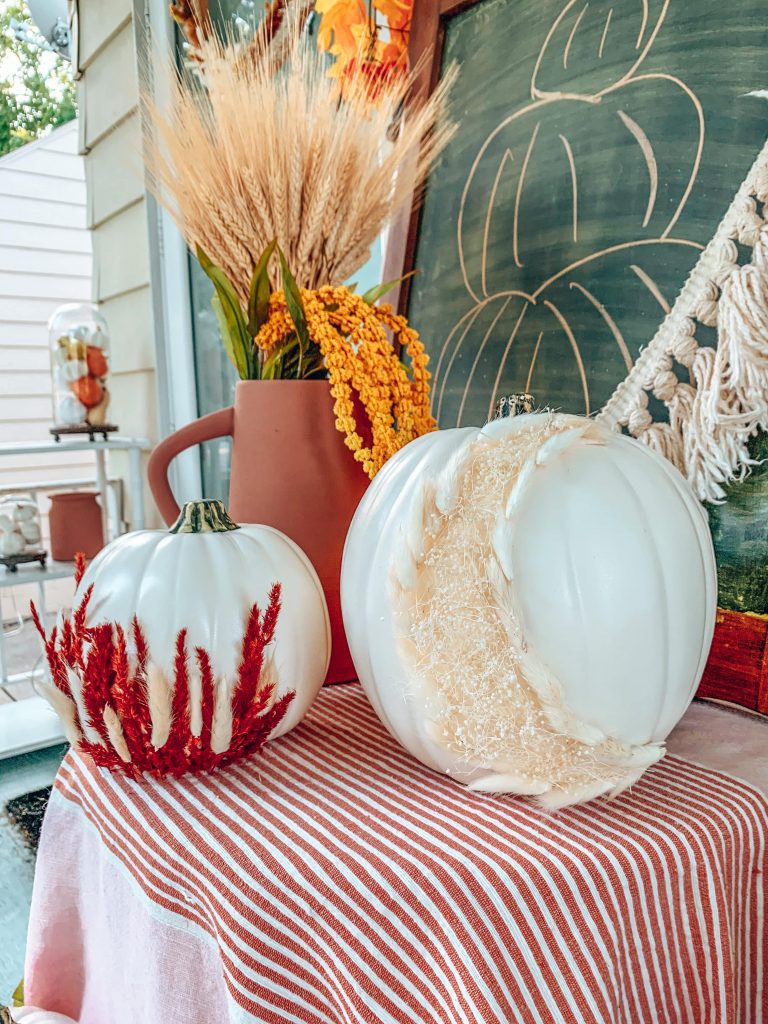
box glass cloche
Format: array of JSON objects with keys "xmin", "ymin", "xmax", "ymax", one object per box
[{"xmin": 49, "ymin": 303, "xmax": 112, "ymax": 432}]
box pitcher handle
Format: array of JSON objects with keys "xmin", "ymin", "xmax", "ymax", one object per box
[{"xmin": 147, "ymin": 406, "xmax": 235, "ymax": 526}]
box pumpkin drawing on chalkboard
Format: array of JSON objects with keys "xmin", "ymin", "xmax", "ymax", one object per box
[{"xmin": 412, "ymin": 0, "xmax": 764, "ymax": 428}]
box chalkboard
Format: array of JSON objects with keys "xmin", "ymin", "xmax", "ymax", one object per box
[{"xmin": 402, "ymin": 0, "xmax": 768, "ymax": 613}]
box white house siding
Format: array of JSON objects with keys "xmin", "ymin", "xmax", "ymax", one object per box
[
  {"xmin": 77, "ymin": 0, "xmax": 158, "ymax": 527},
  {"xmin": 0, "ymin": 121, "xmax": 93, "ymax": 623}
]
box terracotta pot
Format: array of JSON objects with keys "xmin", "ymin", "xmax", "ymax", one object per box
[
  {"xmin": 147, "ymin": 380, "xmax": 369, "ymax": 683},
  {"xmin": 48, "ymin": 492, "xmax": 105, "ymax": 561}
]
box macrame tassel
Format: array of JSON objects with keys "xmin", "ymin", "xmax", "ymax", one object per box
[
  {"xmin": 637, "ymin": 422, "xmax": 686, "ymax": 472},
  {"xmin": 682, "ymin": 234, "xmax": 768, "ymax": 502},
  {"xmin": 599, "ymin": 137, "xmax": 768, "ymax": 504}
]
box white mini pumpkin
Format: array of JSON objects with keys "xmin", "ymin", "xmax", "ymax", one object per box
[
  {"xmin": 341, "ymin": 413, "xmax": 717, "ymax": 807},
  {"xmin": 12, "ymin": 503, "xmax": 37, "ymax": 523},
  {"xmin": 77, "ymin": 499, "xmax": 330, "ymax": 741},
  {"xmin": 0, "ymin": 529, "xmax": 24, "ymax": 556},
  {"xmin": 55, "ymin": 393, "xmax": 87, "ymax": 426},
  {"xmin": 61, "ymin": 359, "xmax": 88, "ymax": 383},
  {"xmin": 20, "ymin": 522, "xmax": 41, "ymax": 548}
]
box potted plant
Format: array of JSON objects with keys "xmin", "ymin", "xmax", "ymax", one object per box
[{"xmin": 141, "ymin": 9, "xmax": 454, "ymax": 681}]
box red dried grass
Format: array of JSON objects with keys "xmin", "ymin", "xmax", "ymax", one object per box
[{"xmin": 31, "ymin": 583, "xmax": 293, "ymax": 778}]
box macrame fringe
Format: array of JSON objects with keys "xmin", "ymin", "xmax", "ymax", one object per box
[
  {"xmin": 599, "ymin": 139, "xmax": 768, "ymax": 503},
  {"xmin": 30, "ymin": 585, "xmax": 294, "ymax": 777}
]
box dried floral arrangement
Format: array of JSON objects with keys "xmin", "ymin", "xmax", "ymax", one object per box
[
  {"xmin": 316, "ymin": 0, "xmax": 412, "ymax": 94},
  {"xmin": 171, "ymin": 0, "xmax": 317, "ymax": 68},
  {"xmin": 31, "ymin": 557, "xmax": 292, "ymax": 777},
  {"xmin": 143, "ymin": 11, "xmax": 454, "ymax": 476},
  {"xmin": 170, "ymin": 1, "xmax": 412, "ymax": 98}
]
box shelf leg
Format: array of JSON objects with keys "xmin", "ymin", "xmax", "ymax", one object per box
[
  {"xmin": 0, "ymin": 601, "xmax": 8, "ymax": 689},
  {"xmin": 95, "ymin": 449, "xmax": 110, "ymax": 544},
  {"xmin": 129, "ymin": 445, "xmax": 146, "ymax": 531}
]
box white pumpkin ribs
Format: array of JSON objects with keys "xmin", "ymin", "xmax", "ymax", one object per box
[{"xmin": 391, "ymin": 414, "xmax": 664, "ymax": 809}]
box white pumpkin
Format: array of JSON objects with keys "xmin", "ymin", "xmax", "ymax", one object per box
[
  {"xmin": 0, "ymin": 529, "xmax": 24, "ymax": 556},
  {"xmin": 61, "ymin": 359, "xmax": 88, "ymax": 383},
  {"xmin": 55, "ymin": 393, "xmax": 87, "ymax": 426},
  {"xmin": 341, "ymin": 413, "xmax": 717, "ymax": 807},
  {"xmin": 12, "ymin": 503, "xmax": 37, "ymax": 523},
  {"xmin": 78, "ymin": 499, "xmax": 330, "ymax": 739},
  {"xmin": 20, "ymin": 521, "xmax": 42, "ymax": 546},
  {"xmin": 10, "ymin": 1008, "xmax": 80, "ymax": 1024}
]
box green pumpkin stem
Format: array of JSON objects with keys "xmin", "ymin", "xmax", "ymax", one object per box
[
  {"xmin": 169, "ymin": 500, "xmax": 240, "ymax": 535},
  {"xmin": 492, "ymin": 393, "xmax": 536, "ymax": 420}
]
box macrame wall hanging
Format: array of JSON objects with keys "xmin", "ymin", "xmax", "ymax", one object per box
[{"xmin": 598, "ymin": 139, "xmax": 768, "ymax": 503}]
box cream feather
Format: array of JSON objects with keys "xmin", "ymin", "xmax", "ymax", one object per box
[
  {"xmin": 38, "ymin": 681, "xmax": 82, "ymax": 747},
  {"xmin": 146, "ymin": 661, "xmax": 172, "ymax": 750},
  {"xmin": 66, "ymin": 666, "xmax": 104, "ymax": 745},
  {"xmin": 102, "ymin": 706, "xmax": 132, "ymax": 763},
  {"xmin": 210, "ymin": 678, "xmax": 233, "ymax": 755},
  {"xmin": 188, "ymin": 665, "xmax": 203, "ymax": 738},
  {"xmin": 468, "ymin": 773, "xmax": 551, "ymax": 796}
]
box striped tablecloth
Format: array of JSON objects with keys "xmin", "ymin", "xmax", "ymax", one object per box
[{"xmin": 24, "ymin": 684, "xmax": 768, "ymax": 1024}]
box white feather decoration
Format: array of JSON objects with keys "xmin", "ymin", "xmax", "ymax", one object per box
[
  {"xmin": 210, "ymin": 677, "xmax": 234, "ymax": 755},
  {"xmin": 102, "ymin": 706, "xmax": 132, "ymax": 762},
  {"xmin": 38, "ymin": 682, "xmax": 82, "ymax": 747},
  {"xmin": 66, "ymin": 666, "xmax": 104, "ymax": 745},
  {"xmin": 146, "ymin": 661, "xmax": 172, "ymax": 750}
]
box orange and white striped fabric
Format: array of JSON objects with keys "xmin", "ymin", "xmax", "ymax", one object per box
[{"xmin": 25, "ymin": 684, "xmax": 768, "ymax": 1024}]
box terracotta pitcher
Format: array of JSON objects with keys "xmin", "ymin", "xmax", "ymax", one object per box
[{"xmin": 147, "ymin": 380, "xmax": 369, "ymax": 683}]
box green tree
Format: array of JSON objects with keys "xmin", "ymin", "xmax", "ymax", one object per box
[{"xmin": 0, "ymin": 0, "xmax": 76, "ymax": 156}]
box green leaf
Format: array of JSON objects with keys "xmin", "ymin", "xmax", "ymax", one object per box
[
  {"xmin": 12, "ymin": 978, "xmax": 24, "ymax": 1008},
  {"xmin": 297, "ymin": 342, "xmax": 326, "ymax": 378},
  {"xmin": 196, "ymin": 246, "xmax": 255, "ymax": 380},
  {"xmin": 261, "ymin": 336, "xmax": 297, "ymax": 380},
  {"xmin": 361, "ymin": 271, "xmax": 416, "ymax": 307},
  {"xmin": 247, "ymin": 239, "xmax": 277, "ymax": 337},
  {"xmin": 278, "ymin": 247, "xmax": 311, "ymax": 377},
  {"xmin": 210, "ymin": 295, "xmax": 249, "ymax": 380}
]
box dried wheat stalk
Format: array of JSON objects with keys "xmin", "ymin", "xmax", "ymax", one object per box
[{"xmin": 141, "ymin": 19, "xmax": 456, "ymax": 300}]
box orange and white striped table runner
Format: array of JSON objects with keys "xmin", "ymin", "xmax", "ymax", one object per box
[{"xmin": 25, "ymin": 684, "xmax": 768, "ymax": 1023}]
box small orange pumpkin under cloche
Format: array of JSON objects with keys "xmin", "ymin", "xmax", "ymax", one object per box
[
  {"xmin": 86, "ymin": 345, "xmax": 108, "ymax": 378},
  {"xmin": 71, "ymin": 375, "xmax": 104, "ymax": 408}
]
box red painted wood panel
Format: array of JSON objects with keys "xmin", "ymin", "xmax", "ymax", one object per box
[{"xmin": 697, "ymin": 609, "xmax": 768, "ymax": 715}]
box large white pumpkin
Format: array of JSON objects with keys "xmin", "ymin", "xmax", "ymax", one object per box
[
  {"xmin": 79, "ymin": 499, "xmax": 330, "ymax": 738},
  {"xmin": 341, "ymin": 413, "xmax": 717, "ymax": 807}
]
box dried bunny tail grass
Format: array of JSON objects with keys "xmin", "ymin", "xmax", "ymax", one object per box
[
  {"xmin": 31, "ymin": 586, "xmax": 293, "ymax": 778},
  {"xmin": 141, "ymin": 20, "xmax": 456, "ymax": 300}
]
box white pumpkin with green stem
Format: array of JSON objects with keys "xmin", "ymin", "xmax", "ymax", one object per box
[
  {"xmin": 78, "ymin": 499, "xmax": 330, "ymax": 735},
  {"xmin": 341, "ymin": 412, "xmax": 717, "ymax": 807}
]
